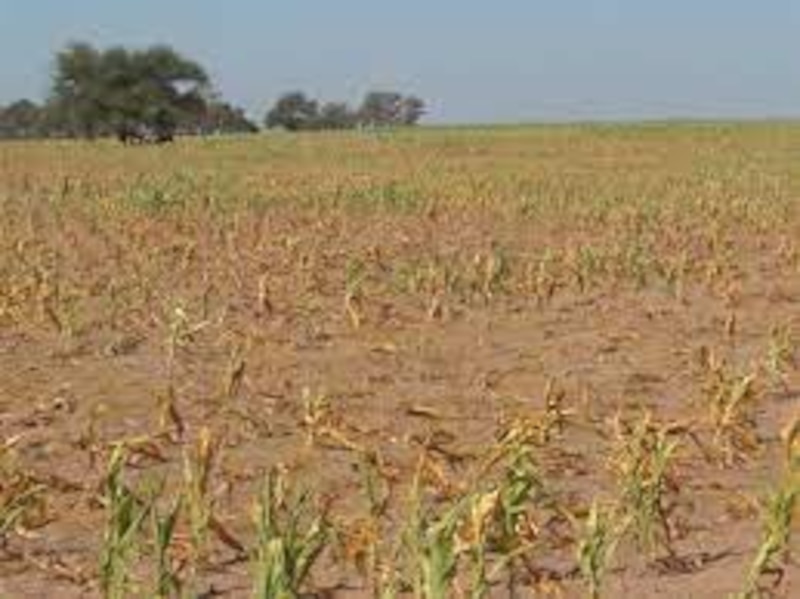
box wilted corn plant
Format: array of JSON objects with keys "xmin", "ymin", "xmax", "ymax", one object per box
[
  {"xmin": 221, "ymin": 339, "xmax": 247, "ymax": 401},
  {"xmin": 405, "ymin": 455, "xmax": 465, "ymax": 599},
  {"xmin": 783, "ymin": 415, "xmax": 800, "ymax": 472},
  {"xmin": 252, "ymin": 468, "xmax": 330, "ymax": 599},
  {"xmin": 344, "ymin": 257, "xmax": 367, "ymax": 329},
  {"xmin": 764, "ymin": 324, "xmax": 795, "ymax": 388},
  {"xmin": 479, "ymin": 243, "xmax": 510, "ymax": 300},
  {"xmin": 609, "ymin": 413, "xmax": 680, "ymax": 557},
  {"xmin": 487, "ymin": 444, "xmax": 547, "ymax": 596},
  {"xmin": 401, "ymin": 447, "xmax": 498, "ymax": 599},
  {"xmin": 164, "ymin": 301, "xmax": 210, "ymax": 407},
  {"xmin": 165, "ymin": 302, "xmax": 208, "ymax": 372},
  {"xmin": 302, "ymin": 388, "xmax": 331, "ymax": 447},
  {"xmin": 402, "ymin": 441, "xmax": 545, "ymax": 599},
  {"xmin": 735, "ymin": 482, "xmax": 798, "ymax": 599},
  {"xmin": 1, "ymin": 436, "xmax": 44, "ymax": 546},
  {"xmin": 182, "ymin": 427, "xmax": 218, "ymax": 568},
  {"xmin": 0, "ymin": 483, "xmax": 44, "ymax": 541},
  {"xmin": 528, "ymin": 248, "xmax": 558, "ymax": 306},
  {"xmin": 576, "ymin": 501, "xmax": 620, "ymax": 599},
  {"xmin": 100, "ymin": 444, "xmax": 152, "ymax": 599},
  {"xmin": 156, "ymin": 301, "xmax": 208, "ymax": 440},
  {"xmin": 735, "ymin": 419, "xmax": 800, "ymax": 598},
  {"xmin": 572, "ymin": 245, "xmax": 603, "ymax": 293},
  {"xmin": 0, "ymin": 475, "xmax": 46, "ymax": 548},
  {"xmin": 699, "ymin": 359, "xmax": 761, "ymax": 465},
  {"xmin": 150, "ymin": 494, "xmax": 183, "ymax": 599},
  {"xmin": 344, "ymin": 450, "xmax": 397, "ymax": 596}
]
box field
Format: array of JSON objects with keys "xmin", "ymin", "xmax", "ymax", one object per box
[{"xmin": 2, "ymin": 123, "xmax": 800, "ymax": 598}]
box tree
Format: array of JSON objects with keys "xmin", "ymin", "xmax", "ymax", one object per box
[
  {"xmin": 264, "ymin": 92, "xmax": 320, "ymax": 131},
  {"xmin": 357, "ymin": 91, "xmax": 404, "ymax": 127},
  {"xmin": 0, "ymin": 99, "xmax": 44, "ymax": 138},
  {"xmin": 317, "ymin": 102, "xmax": 356, "ymax": 130},
  {"xmin": 356, "ymin": 91, "xmax": 425, "ymax": 127},
  {"xmin": 193, "ymin": 101, "xmax": 259, "ymax": 135},
  {"xmin": 262, "ymin": 90, "xmax": 426, "ymax": 132},
  {"xmin": 50, "ymin": 42, "xmax": 104, "ymax": 137},
  {"xmin": 399, "ymin": 95, "xmax": 426, "ymax": 126},
  {"xmin": 130, "ymin": 44, "xmax": 210, "ymax": 140},
  {"xmin": 49, "ymin": 42, "xmax": 211, "ymax": 142}
]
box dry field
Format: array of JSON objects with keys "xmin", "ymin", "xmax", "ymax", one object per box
[{"xmin": 2, "ymin": 123, "xmax": 800, "ymax": 598}]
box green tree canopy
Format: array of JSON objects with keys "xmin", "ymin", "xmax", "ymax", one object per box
[
  {"xmin": 398, "ymin": 95, "xmax": 426, "ymax": 126},
  {"xmin": 317, "ymin": 102, "xmax": 357, "ymax": 130},
  {"xmin": 0, "ymin": 99, "xmax": 44, "ymax": 138},
  {"xmin": 263, "ymin": 91, "xmax": 426, "ymax": 132},
  {"xmin": 194, "ymin": 101, "xmax": 259, "ymax": 135},
  {"xmin": 264, "ymin": 91, "xmax": 320, "ymax": 131},
  {"xmin": 358, "ymin": 91, "xmax": 426, "ymax": 127},
  {"xmin": 50, "ymin": 42, "xmax": 211, "ymax": 141}
]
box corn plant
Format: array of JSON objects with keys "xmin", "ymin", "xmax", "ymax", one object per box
[
  {"xmin": 344, "ymin": 258, "xmax": 367, "ymax": 329},
  {"xmin": 342, "ymin": 451, "xmax": 394, "ymax": 594},
  {"xmin": 700, "ymin": 363, "xmax": 761, "ymax": 465},
  {"xmin": 302, "ymin": 388, "xmax": 332, "ymax": 447},
  {"xmin": 609, "ymin": 414, "xmax": 680, "ymax": 556},
  {"xmin": 360, "ymin": 451, "xmax": 391, "ymax": 520},
  {"xmin": 481, "ymin": 243, "xmax": 510, "ymax": 300},
  {"xmin": 100, "ymin": 444, "xmax": 152, "ymax": 599},
  {"xmin": 1, "ymin": 436, "xmax": 42, "ymax": 547},
  {"xmin": 460, "ymin": 489, "xmax": 502, "ymax": 599},
  {"xmin": 406, "ymin": 490, "xmax": 465, "ymax": 599},
  {"xmin": 487, "ymin": 445, "xmax": 547, "ymax": 596},
  {"xmin": 182, "ymin": 427, "xmax": 218, "ymax": 566},
  {"xmin": 221, "ymin": 340, "xmax": 246, "ymax": 401},
  {"xmin": 573, "ymin": 245, "xmax": 603, "ymax": 293},
  {"xmin": 404, "ymin": 449, "xmax": 525, "ymax": 599},
  {"xmin": 151, "ymin": 495, "xmax": 183, "ymax": 599},
  {"xmin": 735, "ymin": 419, "xmax": 800, "ymax": 598},
  {"xmin": 165, "ymin": 302, "xmax": 209, "ymax": 377},
  {"xmin": 576, "ymin": 501, "xmax": 619, "ymax": 599},
  {"xmin": 531, "ymin": 249, "xmax": 558, "ymax": 306},
  {"xmin": 0, "ymin": 477, "xmax": 46, "ymax": 547},
  {"xmin": 156, "ymin": 384, "xmax": 185, "ymax": 440},
  {"xmin": 765, "ymin": 324, "xmax": 795, "ymax": 386},
  {"xmin": 736, "ymin": 482, "xmax": 798, "ymax": 599},
  {"xmin": 782, "ymin": 415, "xmax": 800, "ymax": 473},
  {"xmin": 252, "ymin": 469, "xmax": 330, "ymax": 599},
  {"xmin": 402, "ymin": 453, "xmax": 463, "ymax": 599}
]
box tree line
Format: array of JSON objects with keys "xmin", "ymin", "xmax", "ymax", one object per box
[
  {"xmin": 0, "ymin": 42, "xmax": 426, "ymax": 142},
  {"xmin": 264, "ymin": 90, "xmax": 424, "ymax": 131}
]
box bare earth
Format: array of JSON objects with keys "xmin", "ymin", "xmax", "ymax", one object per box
[{"xmin": 2, "ymin": 124, "xmax": 800, "ymax": 597}]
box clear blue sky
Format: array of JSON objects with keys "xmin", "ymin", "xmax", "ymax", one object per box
[{"xmin": 2, "ymin": 1, "xmax": 800, "ymax": 123}]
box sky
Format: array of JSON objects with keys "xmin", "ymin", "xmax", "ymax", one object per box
[{"xmin": 1, "ymin": 1, "xmax": 800, "ymax": 124}]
